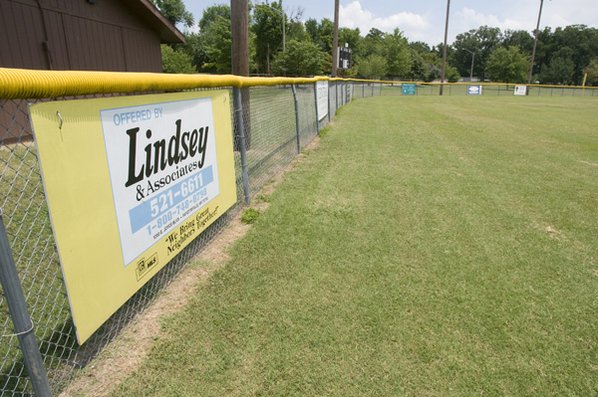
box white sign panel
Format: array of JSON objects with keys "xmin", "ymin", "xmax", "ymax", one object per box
[
  {"xmin": 101, "ymin": 98, "xmax": 220, "ymax": 266},
  {"xmin": 514, "ymin": 85, "xmax": 527, "ymax": 96},
  {"xmin": 316, "ymin": 81, "xmax": 329, "ymax": 121},
  {"xmin": 467, "ymin": 85, "xmax": 483, "ymax": 95}
]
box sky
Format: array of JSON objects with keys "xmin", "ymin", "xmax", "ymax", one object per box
[{"xmin": 182, "ymin": 0, "xmax": 598, "ymax": 45}]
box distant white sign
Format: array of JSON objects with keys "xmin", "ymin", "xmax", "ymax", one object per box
[
  {"xmin": 514, "ymin": 85, "xmax": 527, "ymax": 96},
  {"xmin": 467, "ymin": 85, "xmax": 483, "ymax": 96},
  {"xmin": 316, "ymin": 81, "xmax": 329, "ymax": 121}
]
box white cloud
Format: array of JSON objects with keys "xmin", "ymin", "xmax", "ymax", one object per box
[
  {"xmin": 453, "ymin": 7, "xmax": 527, "ymax": 33},
  {"xmin": 340, "ymin": 1, "xmax": 428, "ymax": 35}
]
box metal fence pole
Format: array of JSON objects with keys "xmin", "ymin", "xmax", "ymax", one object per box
[
  {"xmin": 232, "ymin": 87, "xmax": 251, "ymax": 204},
  {"xmin": 0, "ymin": 215, "xmax": 51, "ymax": 397},
  {"xmin": 371, "ymin": 83, "xmax": 374, "ymax": 96},
  {"xmin": 291, "ymin": 84, "xmax": 301, "ymax": 153},
  {"xmin": 313, "ymin": 82, "xmax": 320, "ymax": 136},
  {"xmin": 335, "ymin": 82, "xmax": 339, "ymax": 111},
  {"xmin": 362, "ymin": 82, "xmax": 365, "ymax": 98},
  {"xmin": 327, "ymin": 82, "xmax": 331, "ymax": 123}
]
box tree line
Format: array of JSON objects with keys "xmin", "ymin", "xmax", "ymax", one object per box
[{"xmin": 152, "ymin": 0, "xmax": 598, "ymax": 85}]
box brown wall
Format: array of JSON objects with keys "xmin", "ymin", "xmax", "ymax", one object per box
[
  {"xmin": 0, "ymin": 0, "xmax": 163, "ymax": 72},
  {"xmin": 0, "ymin": 0, "xmax": 166, "ymax": 143}
]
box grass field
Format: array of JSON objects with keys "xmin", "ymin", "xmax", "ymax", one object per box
[{"xmin": 113, "ymin": 96, "xmax": 597, "ymax": 396}]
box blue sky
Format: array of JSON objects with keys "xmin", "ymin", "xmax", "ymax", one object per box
[{"xmin": 182, "ymin": 1, "xmax": 598, "ymax": 45}]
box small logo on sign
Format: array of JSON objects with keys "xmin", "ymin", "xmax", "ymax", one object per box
[{"xmin": 135, "ymin": 253, "xmax": 159, "ymax": 280}]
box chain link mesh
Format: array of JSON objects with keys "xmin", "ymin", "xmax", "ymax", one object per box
[
  {"xmin": 0, "ymin": 82, "xmax": 378, "ymax": 396},
  {"xmin": 380, "ymin": 83, "xmax": 598, "ymax": 97}
]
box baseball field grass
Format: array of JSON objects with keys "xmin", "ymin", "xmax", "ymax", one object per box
[{"xmin": 113, "ymin": 95, "xmax": 597, "ymax": 396}]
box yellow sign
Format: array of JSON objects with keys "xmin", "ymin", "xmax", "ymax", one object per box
[{"xmin": 30, "ymin": 91, "xmax": 237, "ymax": 343}]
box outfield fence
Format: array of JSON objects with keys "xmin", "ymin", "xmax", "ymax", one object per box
[
  {"xmin": 380, "ymin": 81, "xmax": 598, "ymax": 97},
  {"xmin": 0, "ymin": 68, "xmax": 381, "ymax": 396},
  {"xmin": 1, "ymin": 68, "xmax": 595, "ymax": 396}
]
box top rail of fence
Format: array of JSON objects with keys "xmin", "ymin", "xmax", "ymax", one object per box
[
  {"xmin": 0, "ymin": 68, "xmax": 386, "ymax": 99},
  {"xmin": 1, "ymin": 67, "xmax": 596, "ymax": 100}
]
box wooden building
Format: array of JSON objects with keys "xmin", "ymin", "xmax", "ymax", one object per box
[
  {"xmin": 0, "ymin": 0, "xmax": 185, "ymax": 72},
  {"xmin": 0, "ymin": 0, "xmax": 185, "ymax": 143}
]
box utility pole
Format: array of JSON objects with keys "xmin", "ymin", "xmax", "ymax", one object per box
[
  {"xmin": 282, "ymin": 13, "xmax": 286, "ymax": 52},
  {"xmin": 527, "ymin": 0, "xmax": 544, "ymax": 85},
  {"xmin": 231, "ymin": 0, "xmax": 251, "ymax": 148},
  {"xmin": 440, "ymin": 0, "xmax": 451, "ymax": 96},
  {"xmin": 464, "ymin": 48, "xmax": 475, "ymax": 81},
  {"xmin": 332, "ymin": 0, "xmax": 339, "ymax": 76},
  {"xmin": 231, "ymin": 0, "xmax": 249, "ymax": 77}
]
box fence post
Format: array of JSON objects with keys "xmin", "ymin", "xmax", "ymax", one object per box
[
  {"xmin": 232, "ymin": 87, "xmax": 251, "ymax": 205},
  {"xmin": 0, "ymin": 215, "xmax": 51, "ymax": 397},
  {"xmin": 371, "ymin": 83, "xmax": 374, "ymax": 96},
  {"xmin": 291, "ymin": 84, "xmax": 301, "ymax": 153},
  {"xmin": 362, "ymin": 82, "xmax": 365, "ymax": 98},
  {"xmin": 327, "ymin": 82, "xmax": 331, "ymax": 123},
  {"xmin": 335, "ymin": 81, "xmax": 339, "ymax": 111},
  {"xmin": 313, "ymin": 82, "xmax": 320, "ymax": 136}
]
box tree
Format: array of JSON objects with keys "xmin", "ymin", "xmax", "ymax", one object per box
[
  {"xmin": 201, "ymin": 12, "xmax": 232, "ymax": 73},
  {"xmin": 160, "ymin": 45, "xmax": 196, "ymax": 73},
  {"xmin": 362, "ymin": 28, "xmax": 385, "ymax": 57},
  {"xmin": 486, "ymin": 46, "xmax": 528, "ymax": 83},
  {"xmin": 445, "ymin": 65, "xmax": 460, "ymax": 82},
  {"xmin": 272, "ymin": 40, "xmax": 326, "ymax": 76},
  {"xmin": 252, "ymin": 2, "xmax": 286, "ymax": 74},
  {"xmin": 502, "ymin": 29, "xmax": 534, "ymax": 54},
  {"xmin": 452, "ymin": 26, "xmax": 501, "ymax": 80},
  {"xmin": 150, "ymin": 0, "xmax": 194, "ymax": 27},
  {"xmin": 384, "ymin": 29, "xmax": 412, "ymax": 78},
  {"xmin": 540, "ymin": 57, "xmax": 575, "ymax": 84},
  {"xmin": 358, "ymin": 54, "xmax": 388, "ymax": 79},
  {"xmin": 584, "ymin": 58, "xmax": 598, "ymax": 85}
]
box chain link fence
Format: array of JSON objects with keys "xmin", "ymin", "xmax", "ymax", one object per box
[
  {"xmin": 0, "ymin": 79, "xmax": 381, "ymax": 396},
  {"xmin": 380, "ymin": 82, "xmax": 598, "ymax": 97}
]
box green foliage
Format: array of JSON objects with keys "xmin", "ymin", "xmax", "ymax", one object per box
[
  {"xmin": 150, "ymin": 0, "xmax": 193, "ymax": 27},
  {"xmin": 272, "ymin": 40, "xmax": 325, "ymax": 76},
  {"xmin": 252, "ymin": 2, "xmax": 286, "ymax": 74},
  {"xmin": 357, "ymin": 54, "xmax": 388, "ymax": 79},
  {"xmin": 502, "ymin": 29, "xmax": 534, "ymax": 53},
  {"xmin": 535, "ymin": 25, "xmax": 598, "ymax": 84},
  {"xmin": 409, "ymin": 42, "xmax": 441, "ymax": 81},
  {"xmin": 384, "ymin": 30, "xmax": 412, "ymax": 78},
  {"xmin": 486, "ymin": 46, "xmax": 529, "ymax": 83},
  {"xmin": 163, "ymin": 3, "xmax": 598, "ymax": 84},
  {"xmin": 445, "ymin": 64, "xmax": 461, "ymax": 83},
  {"xmin": 452, "ymin": 26, "xmax": 502, "ymax": 80},
  {"xmin": 160, "ymin": 44, "xmax": 196, "ymax": 73},
  {"xmin": 584, "ymin": 58, "xmax": 598, "ymax": 85},
  {"xmin": 201, "ymin": 11, "xmax": 232, "ymax": 73},
  {"xmin": 540, "ymin": 57, "xmax": 576, "ymax": 85},
  {"xmin": 241, "ymin": 208, "xmax": 261, "ymax": 224},
  {"xmin": 198, "ymin": 4, "xmax": 229, "ymax": 32}
]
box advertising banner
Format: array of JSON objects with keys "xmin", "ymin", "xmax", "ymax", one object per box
[
  {"xmin": 514, "ymin": 85, "xmax": 527, "ymax": 96},
  {"xmin": 467, "ymin": 85, "xmax": 483, "ymax": 95},
  {"xmin": 402, "ymin": 83, "xmax": 416, "ymax": 95},
  {"xmin": 316, "ymin": 81, "xmax": 329, "ymax": 120},
  {"xmin": 30, "ymin": 91, "xmax": 237, "ymax": 343}
]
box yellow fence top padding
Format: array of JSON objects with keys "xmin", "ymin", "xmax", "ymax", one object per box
[
  {"xmin": 0, "ymin": 67, "xmax": 595, "ymax": 99},
  {"xmin": 0, "ymin": 68, "xmax": 384, "ymax": 99}
]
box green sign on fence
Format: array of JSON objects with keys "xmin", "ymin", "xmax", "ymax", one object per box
[{"xmin": 402, "ymin": 84, "xmax": 416, "ymax": 96}]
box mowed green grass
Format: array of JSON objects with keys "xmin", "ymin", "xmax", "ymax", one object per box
[{"xmin": 113, "ymin": 96, "xmax": 598, "ymax": 396}]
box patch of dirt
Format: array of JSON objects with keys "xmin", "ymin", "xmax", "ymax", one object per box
[
  {"xmin": 60, "ymin": 137, "xmax": 321, "ymax": 397},
  {"xmin": 544, "ymin": 225, "xmax": 562, "ymax": 239},
  {"xmin": 579, "ymin": 160, "xmax": 598, "ymax": 167}
]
